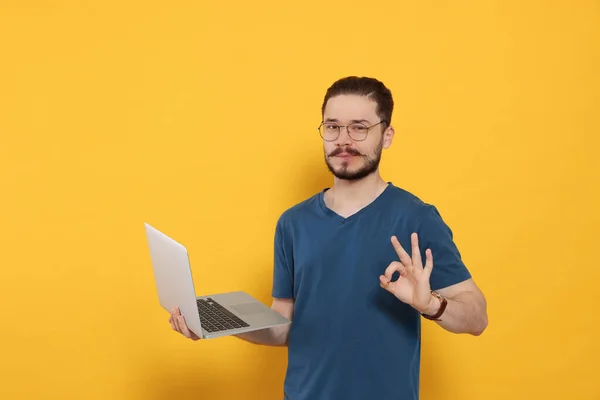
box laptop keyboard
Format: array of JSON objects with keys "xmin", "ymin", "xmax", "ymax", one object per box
[{"xmin": 197, "ymin": 298, "xmax": 250, "ymax": 333}]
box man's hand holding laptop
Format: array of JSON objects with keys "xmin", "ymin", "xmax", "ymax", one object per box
[{"xmin": 169, "ymin": 307, "xmax": 200, "ymax": 340}]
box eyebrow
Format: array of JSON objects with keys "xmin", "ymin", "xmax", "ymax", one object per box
[{"xmin": 324, "ymin": 118, "xmax": 372, "ymax": 124}]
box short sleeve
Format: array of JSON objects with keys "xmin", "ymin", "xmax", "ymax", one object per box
[
  {"xmin": 417, "ymin": 205, "xmax": 471, "ymax": 291},
  {"xmin": 271, "ymin": 215, "xmax": 294, "ymax": 299}
]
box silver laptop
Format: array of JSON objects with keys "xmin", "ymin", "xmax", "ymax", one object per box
[{"xmin": 144, "ymin": 222, "xmax": 291, "ymax": 339}]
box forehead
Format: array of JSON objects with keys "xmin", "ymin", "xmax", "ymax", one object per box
[{"xmin": 323, "ymin": 94, "xmax": 378, "ymax": 122}]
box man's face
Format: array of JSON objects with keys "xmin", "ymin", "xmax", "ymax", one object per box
[{"xmin": 322, "ymin": 94, "xmax": 393, "ymax": 181}]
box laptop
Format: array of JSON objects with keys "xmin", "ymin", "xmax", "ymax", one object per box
[{"xmin": 144, "ymin": 222, "xmax": 291, "ymax": 339}]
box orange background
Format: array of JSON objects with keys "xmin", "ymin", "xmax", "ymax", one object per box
[{"xmin": 1, "ymin": 1, "xmax": 598, "ymax": 399}]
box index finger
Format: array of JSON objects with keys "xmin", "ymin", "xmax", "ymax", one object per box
[{"xmin": 391, "ymin": 236, "xmax": 412, "ymax": 266}]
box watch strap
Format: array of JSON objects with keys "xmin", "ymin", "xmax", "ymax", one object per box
[{"xmin": 421, "ymin": 291, "xmax": 447, "ymax": 321}]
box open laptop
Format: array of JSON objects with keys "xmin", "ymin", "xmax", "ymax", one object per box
[{"xmin": 144, "ymin": 222, "xmax": 291, "ymax": 339}]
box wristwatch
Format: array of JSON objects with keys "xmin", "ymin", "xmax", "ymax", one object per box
[{"xmin": 421, "ymin": 291, "xmax": 447, "ymax": 321}]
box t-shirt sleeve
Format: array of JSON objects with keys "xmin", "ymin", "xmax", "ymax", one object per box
[
  {"xmin": 417, "ymin": 205, "xmax": 472, "ymax": 291},
  {"xmin": 271, "ymin": 215, "xmax": 295, "ymax": 299}
]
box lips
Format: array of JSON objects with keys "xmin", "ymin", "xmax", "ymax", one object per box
[{"xmin": 330, "ymin": 149, "xmax": 361, "ymax": 158}]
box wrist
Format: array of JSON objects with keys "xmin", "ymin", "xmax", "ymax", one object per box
[
  {"xmin": 422, "ymin": 294, "xmax": 441, "ymax": 315},
  {"xmin": 420, "ymin": 291, "xmax": 448, "ymax": 321}
]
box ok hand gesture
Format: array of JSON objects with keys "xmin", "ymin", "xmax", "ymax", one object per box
[{"xmin": 379, "ymin": 233, "xmax": 435, "ymax": 314}]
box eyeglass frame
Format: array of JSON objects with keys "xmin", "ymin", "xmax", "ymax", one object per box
[{"xmin": 317, "ymin": 120, "xmax": 388, "ymax": 142}]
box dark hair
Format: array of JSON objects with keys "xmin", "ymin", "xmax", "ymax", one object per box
[{"xmin": 321, "ymin": 76, "xmax": 394, "ymax": 126}]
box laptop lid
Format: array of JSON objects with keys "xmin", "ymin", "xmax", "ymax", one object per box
[{"xmin": 144, "ymin": 223, "xmax": 203, "ymax": 337}]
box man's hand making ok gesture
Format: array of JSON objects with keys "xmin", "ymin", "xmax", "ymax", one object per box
[{"xmin": 379, "ymin": 233, "xmax": 437, "ymax": 315}]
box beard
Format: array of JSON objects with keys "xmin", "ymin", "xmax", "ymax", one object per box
[{"xmin": 324, "ymin": 138, "xmax": 383, "ymax": 181}]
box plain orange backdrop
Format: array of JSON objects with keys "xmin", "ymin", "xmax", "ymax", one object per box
[{"xmin": 0, "ymin": 1, "xmax": 598, "ymax": 399}]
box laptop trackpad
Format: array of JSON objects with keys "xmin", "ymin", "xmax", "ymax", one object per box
[{"xmin": 230, "ymin": 302, "xmax": 267, "ymax": 316}]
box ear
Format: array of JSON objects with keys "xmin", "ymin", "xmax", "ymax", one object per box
[{"xmin": 382, "ymin": 125, "xmax": 395, "ymax": 149}]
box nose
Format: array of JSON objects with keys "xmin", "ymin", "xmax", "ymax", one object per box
[{"xmin": 334, "ymin": 126, "xmax": 353, "ymax": 146}]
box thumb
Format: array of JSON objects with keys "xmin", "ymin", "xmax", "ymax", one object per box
[{"xmin": 379, "ymin": 274, "xmax": 392, "ymax": 291}]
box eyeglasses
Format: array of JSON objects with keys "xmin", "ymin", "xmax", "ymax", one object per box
[{"xmin": 318, "ymin": 120, "xmax": 386, "ymax": 142}]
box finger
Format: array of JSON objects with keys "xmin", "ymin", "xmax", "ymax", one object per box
[
  {"xmin": 171, "ymin": 308, "xmax": 181, "ymax": 331},
  {"xmin": 176, "ymin": 308, "xmax": 187, "ymax": 334},
  {"xmin": 175, "ymin": 315, "xmax": 187, "ymax": 336},
  {"xmin": 391, "ymin": 236, "xmax": 412, "ymax": 266},
  {"xmin": 178, "ymin": 316, "xmax": 195, "ymax": 339},
  {"xmin": 379, "ymin": 275, "xmax": 391, "ymax": 290},
  {"xmin": 176, "ymin": 316, "xmax": 186, "ymax": 337},
  {"xmin": 411, "ymin": 233, "xmax": 423, "ymax": 268},
  {"xmin": 384, "ymin": 261, "xmax": 406, "ymax": 281},
  {"xmin": 380, "ymin": 275, "xmax": 399, "ymax": 294},
  {"xmin": 171, "ymin": 316, "xmax": 178, "ymax": 332},
  {"xmin": 423, "ymin": 248, "xmax": 434, "ymax": 276}
]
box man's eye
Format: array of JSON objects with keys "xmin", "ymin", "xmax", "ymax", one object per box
[{"xmin": 325, "ymin": 124, "xmax": 339, "ymax": 130}]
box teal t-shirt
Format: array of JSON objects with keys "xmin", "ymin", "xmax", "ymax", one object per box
[{"xmin": 272, "ymin": 183, "xmax": 471, "ymax": 400}]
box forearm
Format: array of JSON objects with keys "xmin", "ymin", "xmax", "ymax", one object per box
[
  {"xmin": 234, "ymin": 325, "xmax": 290, "ymax": 346},
  {"xmin": 425, "ymin": 291, "xmax": 488, "ymax": 335}
]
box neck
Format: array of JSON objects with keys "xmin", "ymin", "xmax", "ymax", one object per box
[{"xmin": 324, "ymin": 171, "xmax": 389, "ymax": 217}]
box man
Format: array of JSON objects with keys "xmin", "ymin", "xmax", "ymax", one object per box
[{"xmin": 170, "ymin": 76, "xmax": 488, "ymax": 400}]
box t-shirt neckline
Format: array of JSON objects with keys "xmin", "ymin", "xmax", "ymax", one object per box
[{"xmin": 318, "ymin": 182, "xmax": 394, "ymax": 223}]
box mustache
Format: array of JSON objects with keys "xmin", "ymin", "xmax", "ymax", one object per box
[{"xmin": 328, "ymin": 147, "xmax": 362, "ymax": 157}]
